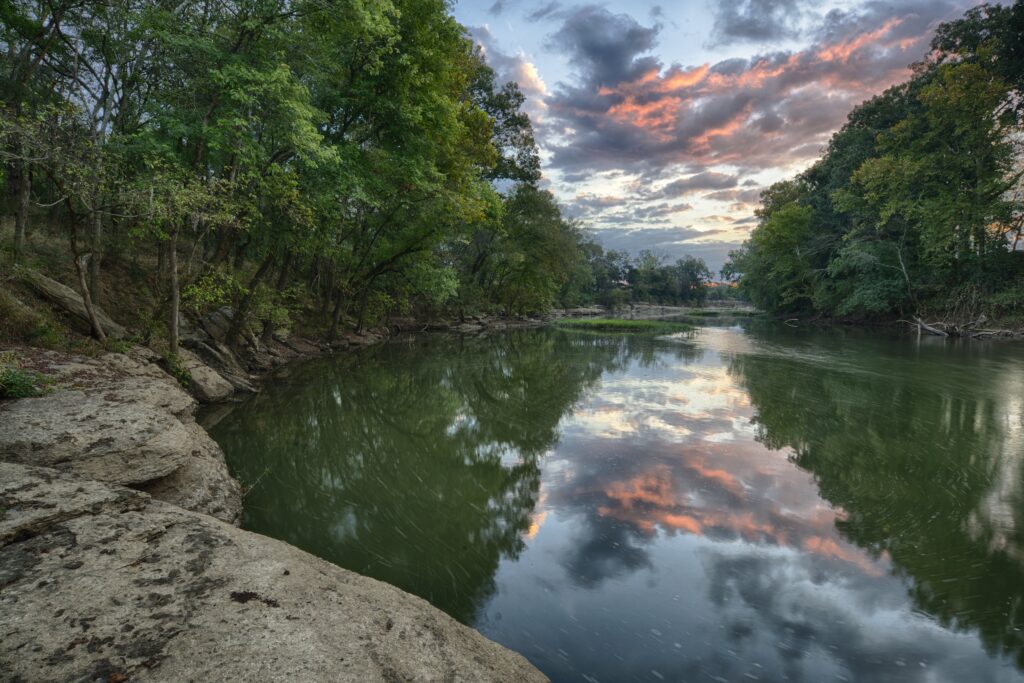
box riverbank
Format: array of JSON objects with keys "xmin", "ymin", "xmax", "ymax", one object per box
[{"xmin": 0, "ymin": 336, "xmax": 548, "ymax": 680}]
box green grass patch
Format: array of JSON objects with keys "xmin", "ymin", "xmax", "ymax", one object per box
[
  {"xmin": 0, "ymin": 352, "xmax": 49, "ymax": 399},
  {"xmin": 555, "ymin": 318, "xmax": 694, "ymax": 334}
]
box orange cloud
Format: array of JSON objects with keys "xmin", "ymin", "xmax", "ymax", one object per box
[{"xmin": 816, "ymin": 18, "xmax": 903, "ymax": 63}]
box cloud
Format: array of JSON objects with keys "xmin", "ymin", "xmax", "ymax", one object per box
[
  {"xmin": 470, "ymin": 26, "xmax": 549, "ymax": 122},
  {"xmin": 541, "ymin": 1, "xmax": 972, "ymax": 178},
  {"xmin": 583, "ymin": 226, "xmax": 738, "ymax": 269},
  {"xmin": 652, "ymin": 172, "xmax": 739, "ymax": 198},
  {"xmin": 546, "ymin": 6, "xmax": 661, "ymax": 87},
  {"xmin": 527, "ymin": 1, "xmax": 562, "ymax": 22},
  {"xmin": 709, "ymin": 0, "xmax": 808, "ymax": 45},
  {"xmin": 704, "ymin": 187, "xmax": 763, "ymax": 204}
]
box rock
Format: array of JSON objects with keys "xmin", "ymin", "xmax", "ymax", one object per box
[
  {"xmin": 0, "ymin": 463, "xmax": 148, "ymax": 546},
  {"xmin": 0, "ymin": 348, "xmax": 242, "ymax": 524},
  {"xmin": 138, "ymin": 423, "xmax": 242, "ymax": 525},
  {"xmin": 0, "ymin": 390, "xmax": 191, "ymax": 485},
  {"xmin": 22, "ymin": 269, "xmax": 128, "ymax": 339},
  {"xmin": 184, "ymin": 339, "xmax": 258, "ymax": 394},
  {"xmin": 199, "ymin": 306, "xmax": 235, "ymax": 343},
  {"xmin": 178, "ymin": 348, "xmax": 234, "ymax": 403},
  {"xmin": 0, "ymin": 463, "xmax": 548, "ymax": 683}
]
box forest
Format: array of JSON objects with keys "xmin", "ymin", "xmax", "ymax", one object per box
[
  {"xmin": 724, "ymin": 2, "xmax": 1024, "ymax": 329},
  {"xmin": 0, "ymin": 0, "xmax": 715, "ymax": 356}
]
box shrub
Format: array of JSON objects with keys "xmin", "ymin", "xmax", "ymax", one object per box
[
  {"xmin": 163, "ymin": 352, "xmax": 193, "ymax": 388},
  {"xmin": 0, "ymin": 352, "xmax": 45, "ymax": 399}
]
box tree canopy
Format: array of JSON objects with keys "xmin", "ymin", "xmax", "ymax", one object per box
[{"xmin": 724, "ymin": 1, "xmax": 1024, "ymax": 323}]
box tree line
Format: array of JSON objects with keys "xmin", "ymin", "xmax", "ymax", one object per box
[
  {"xmin": 725, "ymin": 2, "xmax": 1024, "ymax": 325},
  {"xmin": 4, "ymin": 0, "xmax": 692, "ymax": 354}
]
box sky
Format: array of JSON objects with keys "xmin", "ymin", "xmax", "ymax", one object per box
[{"xmin": 452, "ymin": 0, "xmax": 982, "ymax": 273}]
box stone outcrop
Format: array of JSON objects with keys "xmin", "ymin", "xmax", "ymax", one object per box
[
  {"xmin": 0, "ymin": 388, "xmax": 192, "ymax": 484},
  {"xmin": 0, "ymin": 462, "xmax": 548, "ymax": 682},
  {"xmin": 178, "ymin": 348, "xmax": 234, "ymax": 403},
  {"xmin": 0, "ymin": 347, "xmax": 242, "ymax": 525},
  {"xmin": 22, "ymin": 269, "xmax": 129, "ymax": 339},
  {"xmin": 0, "ymin": 345, "xmax": 547, "ymax": 681}
]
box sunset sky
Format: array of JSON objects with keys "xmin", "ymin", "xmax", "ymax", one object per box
[{"xmin": 452, "ymin": 0, "xmax": 982, "ymax": 272}]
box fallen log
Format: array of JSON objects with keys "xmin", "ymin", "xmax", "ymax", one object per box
[
  {"xmin": 22, "ymin": 269, "xmax": 128, "ymax": 339},
  {"xmin": 913, "ymin": 317, "xmax": 949, "ymax": 337}
]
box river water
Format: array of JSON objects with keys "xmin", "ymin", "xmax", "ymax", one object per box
[{"xmin": 205, "ymin": 323, "xmax": 1024, "ymax": 682}]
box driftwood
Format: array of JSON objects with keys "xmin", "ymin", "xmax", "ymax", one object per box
[
  {"xmin": 908, "ymin": 315, "xmax": 1018, "ymax": 339},
  {"xmin": 913, "ymin": 317, "xmax": 949, "ymax": 337}
]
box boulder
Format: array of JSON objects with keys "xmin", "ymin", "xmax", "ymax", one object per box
[
  {"xmin": 178, "ymin": 348, "xmax": 234, "ymax": 403},
  {"xmin": 184, "ymin": 339, "xmax": 258, "ymax": 394},
  {"xmin": 22, "ymin": 269, "xmax": 128, "ymax": 339},
  {"xmin": 0, "ymin": 463, "xmax": 548, "ymax": 683}
]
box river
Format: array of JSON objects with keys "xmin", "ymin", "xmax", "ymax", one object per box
[{"xmin": 204, "ymin": 322, "xmax": 1024, "ymax": 682}]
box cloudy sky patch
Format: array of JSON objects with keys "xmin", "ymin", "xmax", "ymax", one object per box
[{"xmin": 454, "ymin": 0, "xmax": 979, "ymax": 271}]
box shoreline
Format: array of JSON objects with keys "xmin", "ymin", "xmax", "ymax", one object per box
[
  {"xmin": 3, "ymin": 298, "xmax": 1018, "ymax": 679},
  {"xmin": 0, "ymin": 337, "xmax": 549, "ymax": 682}
]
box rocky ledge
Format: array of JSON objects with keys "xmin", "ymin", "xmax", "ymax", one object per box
[
  {"xmin": 0, "ymin": 347, "xmax": 242, "ymax": 524},
  {"xmin": 0, "ymin": 347, "xmax": 547, "ymax": 682}
]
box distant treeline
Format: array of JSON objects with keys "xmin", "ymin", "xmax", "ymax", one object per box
[
  {"xmin": 3, "ymin": 0, "xmax": 701, "ymax": 352},
  {"xmin": 725, "ymin": 2, "xmax": 1024, "ymax": 323}
]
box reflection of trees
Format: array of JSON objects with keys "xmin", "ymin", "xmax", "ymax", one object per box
[
  {"xmin": 729, "ymin": 346, "xmax": 1024, "ymax": 668},
  {"xmin": 208, "ymin": 330, "xmax": 637, "ymax": 622}
]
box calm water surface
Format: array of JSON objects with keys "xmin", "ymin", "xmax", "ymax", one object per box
[{"xmin": 205, "ymin": 324, "xmax": 1024, "ymax": 682}]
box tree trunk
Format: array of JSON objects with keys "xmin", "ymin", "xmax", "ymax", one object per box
[
  {"xmin": 261, "ymin": 250, "xmax": 292, "ymax": 344},
  {"xmin": 157, "ymin": 240, "xmax": 168, "ymax": 295},
  {"xmin": 75, "ymin": 254, "xmax": 107, "ymax": 342},
  {"xmin": 356, "ymin": 290, "xmax": 370, "ymax": 333},
  {"xmin": 225, "ymin": 250, "xmax": 275, "ymax": 348},
  {"xmin": 327, "ymin": 289, "xmax": 344, "ymax": 342},
  {"xmin": 89, "ymin": 210, "xmax": 103, "ymax": 306},
  {"xmin": 13, "ymin": 157, "xmax": 29, "ymax": 262},
  {"xmin": 169, "ymin": 228, "xmax": 180, "ymax": 356}
]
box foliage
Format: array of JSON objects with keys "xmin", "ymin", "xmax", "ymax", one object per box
[
  {"xmin": 724, "ymin": 2, "xmax": 1024, "ymax": 322},
  {"xmin": 182, "ymin": 272, "xmax": 246, "ymax": 315},
  {"xmin": 0, "ymin": 0, "xmax": 722, "ymax": 342},
  {"xmin": 163, "ymin": 352, "xmax": 192, "ymax": 389},
  {"xmin": 0, "ymin": 352, "xmax": 46, "ymax": 399}
]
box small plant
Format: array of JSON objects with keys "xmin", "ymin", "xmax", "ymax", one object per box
[
  {"xmin": 103, "ymin": 338, "xmax": 132, "ymax": 354},
  {"xmin": 0, "ymin": 352, "xmax": 46, "ymax": 399},
  {"xmin": 164, "ymin": 352, "xmax": 193, "ymax": 388}
]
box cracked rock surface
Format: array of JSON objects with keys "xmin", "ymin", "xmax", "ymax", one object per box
[
  {"xmin": 0, "ymin": 463, "xmax": 547, "ymax": 682},
  {"xmin": 0, "ymin": 348, "xmax": 241, "ymax": 524}
]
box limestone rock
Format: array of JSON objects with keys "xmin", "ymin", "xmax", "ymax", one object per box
[
  {"xmin": 22, "ymin": 269, "xmax": 128, "ymax": 339},
  {"xmin": 0, "ymin": 390, "xmax": 191, "ymax": 485},
  {"xmin": 1, "ymin": 348, "xmax": 242, "ymax": 523},
  {"xmin": 0, "ymin": 463, "xmax": 548, "ymax": 683},
  {"xmin": 138, "ymin": 423, "xmax": 242, "ymax": 525},
  {"xmin": 178, "ymin": 348, "xmax": 234, "ymax": 403}
]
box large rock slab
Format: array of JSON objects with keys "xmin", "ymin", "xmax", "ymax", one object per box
[
  {"xmin": 0, "ymin": 348, "xmax": 242, "ymax": 524},
  {"xmin": 0, "ymin": 463, "xmax": 548, "ymax": 683},
  {"xmin": 22, "ymin": 269, "xmax": 128, "ymax": 339},
  {"xmin": 178, "ymin": 348, "xmax": 234, "ymax": 403},
  {"xmin": 0, "ymin": 389, "xmax": 191, "ymax": 485}
]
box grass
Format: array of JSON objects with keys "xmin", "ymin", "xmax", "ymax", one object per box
[
  {"xmin": 555, "ymin": 318, "xmax": 694, "ymax": 334},
  {"xmin": 0, "ymin": 351, "xmax": 49, "ymax": 399}
]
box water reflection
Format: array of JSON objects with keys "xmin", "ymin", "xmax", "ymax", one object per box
[
  {"xmin": 209, "ymin": 331, "xmax": 661, "ymax": 621},
  {"xmin": 208, "ymin": 326, "xmax": 1024, "ymax": 682},
  {"xmin": 729, "ymin": 326, "xmax": 1024, "ymax": 670}
]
